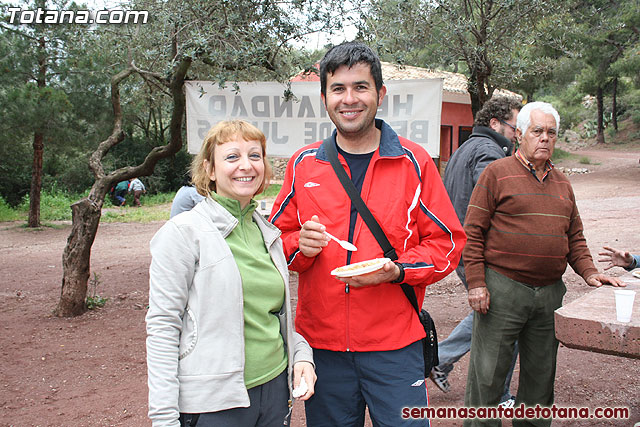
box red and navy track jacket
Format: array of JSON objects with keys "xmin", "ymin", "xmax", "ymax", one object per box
[{"xmin": 270, "ymin": 120, "xmax": 466, "ymax": 352}]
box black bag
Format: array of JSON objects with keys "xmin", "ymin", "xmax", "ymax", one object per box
[
  {"xmin": 418, "ymin": 306, "xmax": 439, "ymax": 374},
  {"xmin": 397, "ymin": 273, "xmax": 439, "ymax": 375},
  {"xmin": 323, "ymin": 138, "xmax": 439, "ymax": 375}
]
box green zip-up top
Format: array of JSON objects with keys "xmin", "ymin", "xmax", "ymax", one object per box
[{"xmin": 212, "ymin": 192, "xmax": 287, "ymax": 388}]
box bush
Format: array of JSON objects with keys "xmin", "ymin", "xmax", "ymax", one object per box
[
  {"xmin": 551, "ymin": 148, "xmax": 572, "ymax": 162},
  {"xmin": 0, "ymin": 196, "xmax": 22, "ymax": 221},
  {"xmin": 256, "ymin": 184, "xmax": 282, "ymax": 199},
  {"xmin": 18, "ymin": 187, "xmax": 75, "ymax": 221},
  {"xmin": 617, "ymin": 87, "xmax": 640, "ymax": 123},
  {"xmin": 579, "ymin": 156, "xmax": 592, "ymax": 165}
]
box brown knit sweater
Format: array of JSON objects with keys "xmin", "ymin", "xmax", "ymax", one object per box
[{"xmin": 463, "ymin": 155, "xmax": 598, "ymax": 289}]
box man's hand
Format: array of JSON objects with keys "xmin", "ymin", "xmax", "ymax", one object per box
[
  {"xmin": 338, "ymin": 261, "xmax": 400, "ymax": 288},
  {"xmin": 298, "ymin": 215, "xmax": 329, "ymax": 257},
  {"xmin": 598, "ymin": 246, "xmax": 634, "ymax": 270},
  {"xmin": 585, "ymin": 273, "xmax": 626, "ymax": 288},
  {"xmin": 468, "ymin": 287, "xmax": 490, "ymax": 314},
  {"xmin": 292, "ymin": 361, "xmax": 316, "ymax": 401}
]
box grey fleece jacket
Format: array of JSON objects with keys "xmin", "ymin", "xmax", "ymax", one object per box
[{"xmin": 146, "ymin": 197, "xmax": 313, "ymax": 427}]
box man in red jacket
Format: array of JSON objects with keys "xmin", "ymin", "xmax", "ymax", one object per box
[{"xmin": 270, "ymin": 42, "xmax": 465, "ymax": 426}]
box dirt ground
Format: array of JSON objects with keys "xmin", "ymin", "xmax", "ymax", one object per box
[{"xmin": 1, "ymin": 145, "xmax": 639, "ymax": 427}]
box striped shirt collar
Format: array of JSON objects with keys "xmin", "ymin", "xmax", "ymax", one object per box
[{"xmin": 515, "ymin": 149, "xmax": 554, "ymax": 182}]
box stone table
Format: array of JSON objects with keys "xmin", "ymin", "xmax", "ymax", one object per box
[{"xmin": 555, "ymin": 275, "xmax": 640, "ymax": 359}]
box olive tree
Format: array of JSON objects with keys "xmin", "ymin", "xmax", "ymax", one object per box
[{"xmin": 54, "ymin": 0, "xmax": 340, "ymax": 316}]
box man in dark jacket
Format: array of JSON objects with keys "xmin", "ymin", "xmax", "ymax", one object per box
[{"xmin": 429, "ymin": 97, "xmax": 521, "ymax": 406}]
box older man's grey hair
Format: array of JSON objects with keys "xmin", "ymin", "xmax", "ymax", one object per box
[{"xmin": 516, "ymin": 102, "xmax": 560, "ymax": 134}]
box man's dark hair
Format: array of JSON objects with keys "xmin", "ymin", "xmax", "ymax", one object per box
[
  {"xmin": 474, "ymin": 97, "xmax": 522, "ymax": 127},
  {"xmin": 319, "ymin": 42, "xmax": 383, "ymax": 97}
]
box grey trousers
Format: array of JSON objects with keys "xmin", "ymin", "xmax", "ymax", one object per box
[
  {"xmin": 463, "ymin": 268, "xmax": 566, "ymax": 427},
  {"xmin": 179, "ymin": 369, "xmax": 289, "ymax": 427},
  {"xmin": 437, "ymin": 263, "xmax": 518, "ymax": 403}
]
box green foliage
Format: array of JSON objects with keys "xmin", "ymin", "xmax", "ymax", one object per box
[
  {"xmin": 86, "ymin": 273, "xmax": 108, "ymax": 310},
  {"xmin": 18, "ymin": 187, "xmax": 74, "ymax": 221},
  {"xmin": 1, "ymin": 0, "xmax": 638, "ymax": 212},
  {"xmin": 0, "ymin": 0, "xmax": 112, "ymax": 219},
  {"xmin": 0, "ymin": 196, "xmax": 21, "ymax": 222},
  {"xmin": 551, "ymin": 148, "xmax": 572, "ymax": 162},
  {"xmin": 619, "ymin": 88, "xmax": 640, "ymax": 124},
  {"xmin": 144, "ymin": 192, "xmax": 177, "ymax": 205},
  {"xmin": 359, "ymin": 0, "xmax": 565, "ymax": 112},
  {"xmin": 537, "ymin": 83, "xmax": 589, "ymax": 130},
  {"xmin": 578, "ymin": 156, "xmax": 592, "ymax": 165},
  {"xmin": 101, "ymin": 205, "xmax": 171, "ymax": 223},
  {"xmin": 0, "ymin": 0, "xmax": 343, "ymax": 215},
  {"xmin": 2, "ymin": 189, "xmax": 181, "ymax": 223},
  {"xmin": 256, "ymin": 184, "xmax": 282, "ymax": 199}
]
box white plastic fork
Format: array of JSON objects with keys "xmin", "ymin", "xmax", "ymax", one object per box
[{"xmin": 324, "ymin": 231, "xmax": 358, "ymax": 251}]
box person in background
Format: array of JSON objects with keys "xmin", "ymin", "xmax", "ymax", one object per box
[
  {"xmin": 270, "ymin": 42, "xmax": 465, "ymax": 426},
  {"xmin": 128, "ymin": 177, "xmax": 146, "ymax": 207},
  {"xmin": 462, "ymin": 102, "xmax": 624, "ymax": 426},
  {"xmin": 599, "ymin": 246, "xmax": 640, "ymax": 271},
  {"xmin": 431, "ymin": 97, "xmax": 521, "ymax": 408},
  {"xmin": 169, "ymin": 174, "xmax": 205, "ymax": 218},
  {"xmin": 146, "ymin": 120, "xmax": 316, "ymax": 427},
  {"xmin": 113, "ymin": 180, "xmax": 129, "ymax": 207}
]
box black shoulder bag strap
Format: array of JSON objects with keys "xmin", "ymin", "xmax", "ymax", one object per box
[{"xmin": 321, "ymin": 138, "xmax": 422, "ymax": 315}]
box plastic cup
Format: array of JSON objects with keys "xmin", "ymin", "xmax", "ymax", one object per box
[{"xmin": 614, "ymin": 290, "xmax": 636, "ymax": 323}]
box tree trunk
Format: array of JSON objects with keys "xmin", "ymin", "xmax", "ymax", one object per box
[
  {"xmin": 28, "ymin": 132, "xmax": 44, "ymax": 227},
  {"xmin": 28, "ymin": 35, "xmax": 47, "ymax": 228},
  {"xmin": 596, "ymin": 86, "xmax": 605, "ymax": 144},
  {"xmin": 468, "ymin": 74, "xmax": 483, "ymax": 118},
  {"xmin": 468, "ymin": 65, "xmax": 490, "ymax": 118},
  {"xmin": 54, "ymin": 197, "xmax": 103, "ymax": 317},
  {"xmin": 612, "ymin": 77, "xmax": 618, "ymax": 131}
]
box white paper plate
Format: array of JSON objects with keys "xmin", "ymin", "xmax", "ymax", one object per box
[
  {"xmin": 632, "ymin": 270, "xmax": 640, "ymax": 279},
  {"xmin": 331, "ymin": 258, "xmax": 391, "ymax": 278}
]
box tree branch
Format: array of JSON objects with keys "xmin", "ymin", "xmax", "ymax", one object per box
[{"xmin": 87, "ymin": 66, "xmax": 135, "ymax": 181}]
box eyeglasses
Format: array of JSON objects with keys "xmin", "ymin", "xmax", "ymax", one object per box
[{"xmin": 499, "ymin": 119, "xmax": 516, "ymax": 132}]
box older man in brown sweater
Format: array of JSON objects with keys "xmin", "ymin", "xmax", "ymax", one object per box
[{"xmin": 462, "ymin": 102, "xmax": 624, "ymax": 427}]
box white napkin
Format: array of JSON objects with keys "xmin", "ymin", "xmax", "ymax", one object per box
[{"xmin": 292, "ymin": 376, "xmax": 308, "ymax": 398}]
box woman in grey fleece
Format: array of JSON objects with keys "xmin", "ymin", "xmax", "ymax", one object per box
[{"xmin": 146, "ymin": 121, "xmax": 316, "ymax": 427}]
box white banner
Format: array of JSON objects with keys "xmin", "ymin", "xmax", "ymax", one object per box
[{"xmin": 185, "ymin": 79, "xmax": 443, "ymax": 157}]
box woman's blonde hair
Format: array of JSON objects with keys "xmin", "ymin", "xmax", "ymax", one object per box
[{"xmin": 191, "ymin": 120, "xmax": 272, "ymax": 197}]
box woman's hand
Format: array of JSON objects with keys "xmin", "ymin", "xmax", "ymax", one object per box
[{"xmin": 292, "ymin": 361, "xmax": 316, "ymax": 401}]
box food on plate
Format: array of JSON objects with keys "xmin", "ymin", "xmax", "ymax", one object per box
[
  {"xmin": 333, "ymin": 259, "xmax": 382, "ymax": 273},
  {"xmin": 330, "ymin": 258, "xmax": 391, "ymax": 277}
]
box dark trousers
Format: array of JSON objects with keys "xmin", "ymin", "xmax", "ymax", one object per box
[
  {"xmin": 114, "ymin": 190, "xmax": 126, "ymax": 206},
  {"xmin": 132, "ymin": 190, "xmax": 143, "ymax": 206},
  {"xmin": 305, "ymin": 340, "xmax": 429, "ymax": 427},
  {"xmin": 179, "ymin": 369, "xmax": 289, "ymax": 427},
  {"xmin": 464, "ymin": 268, "xmax": 566, "ymax": 427}
]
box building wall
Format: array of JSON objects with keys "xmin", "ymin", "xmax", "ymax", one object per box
[{"xmin": 440, "ymin": 101, "xmax": 474, "ymax": 162}]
